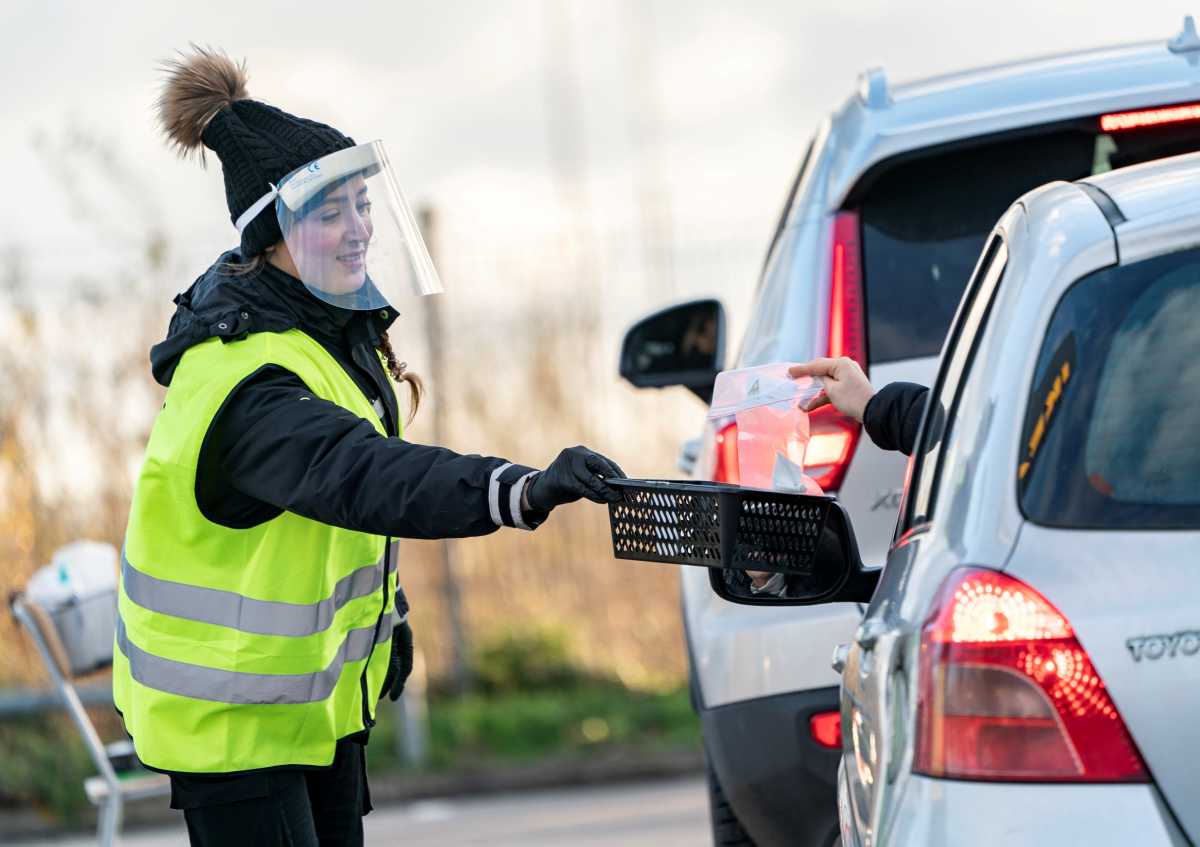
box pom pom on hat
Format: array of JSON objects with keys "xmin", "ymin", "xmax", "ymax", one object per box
[
  {"xmin": 154, "ymin": 45, "xmax": 354, "ymax": 257},
  {"xmin": 157, "ymin": 45, "xmax": 248, "ymax": 163}
]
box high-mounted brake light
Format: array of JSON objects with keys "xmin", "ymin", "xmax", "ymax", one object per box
[
  {"xmin": 915, "ymin": 568, "xmax": 1149, "ymax": 782},
  {"xmin": 1100, "ymin": 102, "xmax": 1200, "ymax": 132}
]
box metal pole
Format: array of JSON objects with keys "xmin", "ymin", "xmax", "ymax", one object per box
[
  {"xmin": 417, "ymin": 206, "xmax": 473, "ymax": 695},
  {"xmin": 389, "ymin": 647, "xmax": 429, "ymax": 767}
]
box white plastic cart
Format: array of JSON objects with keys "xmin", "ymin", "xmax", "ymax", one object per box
[{"xmin": 9, "ymin": 542, "xmax": 168, "ymax": 846}]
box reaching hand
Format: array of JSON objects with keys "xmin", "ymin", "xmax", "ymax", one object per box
[
  {"xmin": 789, "ymin": 357, "xmax": 876, "ymax": 422},
  {"xmin": 526, "ymin": 446, "xmax": 626, "ymax": 511}
]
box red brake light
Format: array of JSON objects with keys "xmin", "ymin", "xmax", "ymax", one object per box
[
  {"xmin": 915, "ymin": 567, "xmax": 1149, "ymax": 783},
  {"xmin": 810, "ymin": 710, "xmax": 842, "ymax": 749},
  {"xmin": 811, "ymin": 212, "xmax": 866, "ymax": 492},
  {"xmin": 829, "ymin": 212, "xmax": 866, "ymax": 365},
  {"xmin": 709, "ymin": 212, "xmax": 866, "ymax": 491},
  {"xmin": 712, "ymin": 421, "xmax": 740, "ymax": 484},
  {"xmin": 1100, "ymin": 102, "xmax": 1200, "ymax": 132},
  {"xmin": 804, "ymin": 405, "xmax": 860, "ymax": 491}
]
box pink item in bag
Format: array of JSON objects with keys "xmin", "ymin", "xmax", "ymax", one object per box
[{"xmin": 707, "ymin": 364, "xmax": 824, "ymax": 494}]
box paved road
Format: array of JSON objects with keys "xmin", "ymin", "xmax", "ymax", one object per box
[{"xmin": 39, "ymin": 777, "xmax": 710, "ymax": 846}]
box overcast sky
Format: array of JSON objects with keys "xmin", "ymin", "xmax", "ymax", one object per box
[
  {"xmin": 4, "ymin": 1, "xmax": 1189, "ymax": 299},
  {"xmin": 3, "ymin": 0, "xmax": 1195, "ymax": 494}
]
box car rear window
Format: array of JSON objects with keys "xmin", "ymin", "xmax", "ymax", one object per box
[
  {"xmin": 1019, "ymin": 246, "xmax": 1200, "ymax": 529},
  {"xmin": 858, "ymin": 119, "xmax": 1200, "ymax": 364}
]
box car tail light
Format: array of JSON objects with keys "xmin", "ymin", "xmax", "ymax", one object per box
[
  {"xmin": 828, "ymin": 212, "xmax": 866, "ymax": 365},
  {"xmin": 810, "ymin": 710, "xmax": 842, "ymax": 749},
  {"xmin": 811, "ymin": 212, "xmax": 866, "ymax": 491},
  {"xmin": 1100, "ymin": 102, "xmax": 1200, "ymax": 132},
  {"xmin": 708, "ymin": 212, "xmax": 865, "ymax": 490},
  {"xmin": 915, "ymin": 567, "xmax": 1149, "ymax": 782},
  {"xmin": 805, "ymin": 405, "xmax": 860, "ymax": 491},
  {"xmin": 712, "ymin": 421, "xmax": 740, "ymax": 483}
]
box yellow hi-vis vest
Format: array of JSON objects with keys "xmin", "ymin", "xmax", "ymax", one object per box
[{"xmin": 113, "ymin": 329, "xmax": 400, "ymax": 773}]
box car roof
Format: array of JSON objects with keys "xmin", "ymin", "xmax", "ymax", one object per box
[
  {"xmin": 1082, "ymin": 150, "xmax": 1200, "ymax": 222},
  {"xmin": 825, "ymin": 18, "xmax": 1200, "ymax": 208}
]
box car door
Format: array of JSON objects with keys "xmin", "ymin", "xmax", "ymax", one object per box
[{"xmin": 840, "ymin": 235, "xmax": 1011, "ymax": 847}]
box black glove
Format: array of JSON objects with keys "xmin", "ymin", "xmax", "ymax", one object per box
[
  {"xmin": 383, "ymin": 619, "xmax": 414, "ymax": 702},
  {"xmin": 525, "ymin": 446, "xmax": 626, "ymax": 512}
]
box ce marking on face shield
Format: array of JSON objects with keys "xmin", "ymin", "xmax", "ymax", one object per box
[{"xmin": 1126, "ymin": 630, "xmax": 1200, "ymax": 662}]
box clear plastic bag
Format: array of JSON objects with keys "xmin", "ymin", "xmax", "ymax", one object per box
[{"xmin": 707, "ymin": 363, "xmax": 824, "ymax": 494}]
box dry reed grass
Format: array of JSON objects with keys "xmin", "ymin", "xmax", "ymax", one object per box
[{"xmin": 0, "ymin": 227, "xmax": 696, "ymax": 693}]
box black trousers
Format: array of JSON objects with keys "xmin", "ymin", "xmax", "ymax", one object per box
[{"xmin": 169, "ymin": 739, "xmax": 372, "ymax": 847}]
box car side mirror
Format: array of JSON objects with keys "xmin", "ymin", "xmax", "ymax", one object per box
[
  {"xmin": 709, "ymin": 497, "xmax": 879, "ymax": 605},
  {"xmin": 619, "ymin": 299, "xmax": 725, "ymax": 404}
]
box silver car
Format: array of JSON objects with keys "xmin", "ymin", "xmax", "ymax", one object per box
[
  {"xmin": 621, "ymin": 18, "xmax": 1200, "ymax": 846},
  {"xmin": 826, "ymin": 149, "xmax": 1200, "ymax": 847},
  {"xmin": 699, "ymin": 151, "xmax": 1198, "ymax": 845}
]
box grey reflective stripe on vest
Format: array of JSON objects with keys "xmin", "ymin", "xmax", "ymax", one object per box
[
  {"xmin": 121, "ymin": 549, "xmax": 385, "ymax": 638},
  {"xmin": 116, "ymin": 617, "xmax": 392, "ymax": 705}
]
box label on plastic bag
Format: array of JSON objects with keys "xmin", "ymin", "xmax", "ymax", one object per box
[{"xmin": 706, "ymin": 363, "xmax": 821, "ymax": 419}]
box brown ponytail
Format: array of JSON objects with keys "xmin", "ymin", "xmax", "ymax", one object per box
[{"xmin": 376, "ymin": 332, "xmax": 423, "ymax": 425}]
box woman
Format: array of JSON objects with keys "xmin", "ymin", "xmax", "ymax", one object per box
[{"xmin": 114, "ymin": 47, "xmax": 625, "ymax": 846}]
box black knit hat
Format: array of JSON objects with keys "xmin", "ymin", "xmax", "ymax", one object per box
[{"xmin": 157, "ymin": 46, "xmax": 355, "ymax": 257}]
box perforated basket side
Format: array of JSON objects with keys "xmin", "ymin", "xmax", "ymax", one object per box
[
  {"xmin": 728, "ymin": 493, "xmax": 831, "ymax": 574},
  {"xmin": 608, "ymin": 483, "xmax": 723, "ymax": 567}
]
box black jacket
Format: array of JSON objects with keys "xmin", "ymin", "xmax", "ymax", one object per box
[
  {"xmin": 862, "ymin": 382, "xmax": 929, "ymax": 456},
  {"xmin": 154, "ymin": 253, "xmax": 551, "ymax": 800},
  {"xmin": 150, "ymin": 252, "xmax": 546, "ymax": 567}
]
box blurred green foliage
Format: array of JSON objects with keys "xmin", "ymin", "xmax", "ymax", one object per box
[
  {"xmin": 468, "ymin": 626, "xmax": 590, "ymax": 695},
  {"xmin": 374, "ymin": 626, "xmax": 700, "ymax": 771},
  {"xmin": 0, "ymin": 629, "xmax": 699, "ymax": 825},
  {"xmin": 0, "ymin": 714, "xmax": 95, "ymax": 823},
  {"xmin": 423, "ymin": 684, "xmax": 698, "ymax": 767}
]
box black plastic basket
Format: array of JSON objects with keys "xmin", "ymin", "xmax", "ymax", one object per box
[{"xmin": 607, "ymin": 479, "xmax": 835, "ymax": 575}]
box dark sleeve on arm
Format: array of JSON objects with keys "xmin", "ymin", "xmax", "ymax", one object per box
[
  {"xmin": 862, "ymin": 382, "xmax": 929, "ymax": 456},
  {"xmin": 199, "ymin": 366, "xmax": 546, "ymax": 538}
]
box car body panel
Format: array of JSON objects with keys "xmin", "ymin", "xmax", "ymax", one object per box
[
  {"xmin": 681, "ymin": 563, "xmax": 858, "ymax": 708},
  {"xmin": 1006, "ymin": 526, "xmax": 1200, "ymax": 843},
  {"xmin": 1083, "ymin": 146, "xmax": 1200, "ymax": 219},
  {"xmin": 702, "ymin": 687, "xmax": 843, "ymax": 847},
  {"xmin": 840, "ymin": 765, "xmax": 1189, "ymax": 847},
  {"xmin": 1083, "ymin": 154, "xmax": 1200, "ymax": 263}
]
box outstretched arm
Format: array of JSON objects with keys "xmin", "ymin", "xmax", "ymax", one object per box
[
  {"xmin": 199, "ymin": 366, "xmax": 622, "ymax": 538},
  {"xmin": 789, "ymin": 358, "xmax": 929, "ymax": 456}
]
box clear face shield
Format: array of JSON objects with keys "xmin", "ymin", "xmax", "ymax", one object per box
[{"xmin": 236, "ymin": 141, "xmax": 443, "ymax": 310}]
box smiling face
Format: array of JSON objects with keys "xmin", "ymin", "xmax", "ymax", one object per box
[{"xmin": 284, "ymin": 173, "xmax": 374, "ymax": 295}]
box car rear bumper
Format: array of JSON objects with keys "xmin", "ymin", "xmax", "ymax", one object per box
[
  {"xmin": 848, "ymin": 772, "xmax": 1190, "ymax": 846},
  {"xmin": 702, "ymin": 686, "xmax": 842, "ymax": 847}
]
